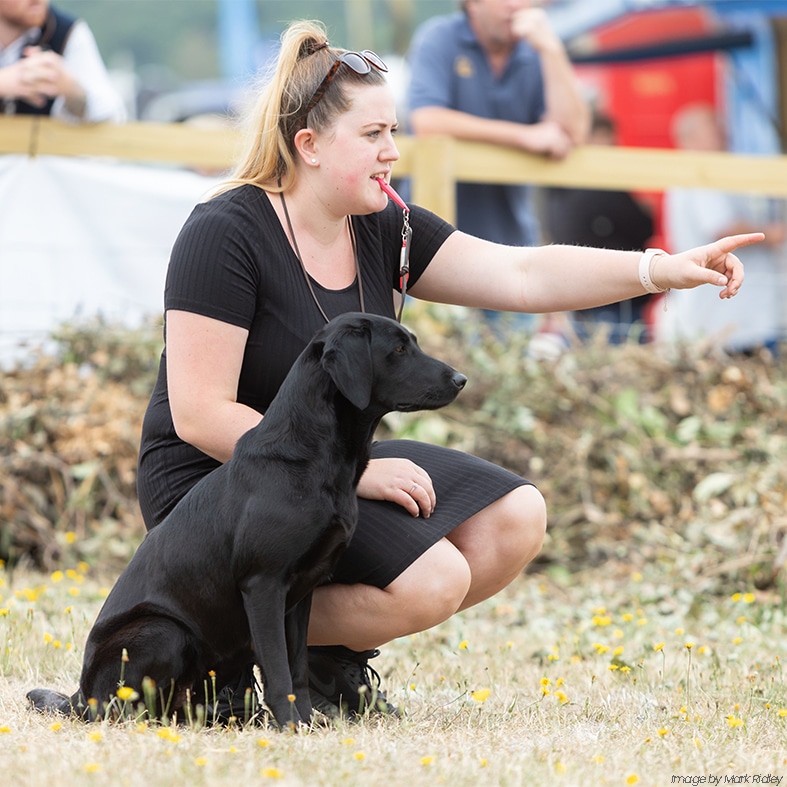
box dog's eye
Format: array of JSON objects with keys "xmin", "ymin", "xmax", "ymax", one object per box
[{"xmin": 394, "ymin": 345, "xmax": 406, "ymax": 354}]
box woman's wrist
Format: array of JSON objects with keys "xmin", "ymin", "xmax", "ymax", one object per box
[{"xmin": 638, "ymin": 248, "xmax": 669, "ymax": 294}]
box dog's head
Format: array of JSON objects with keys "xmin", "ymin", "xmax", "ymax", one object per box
[{"xmin": 318, "ymin": 313, "xmax": 466, "ymax": 413}]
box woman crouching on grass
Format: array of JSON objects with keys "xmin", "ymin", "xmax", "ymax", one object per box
[{"xmin": 132, "ymin": 19, "xmax": 760, "ymax": 719}]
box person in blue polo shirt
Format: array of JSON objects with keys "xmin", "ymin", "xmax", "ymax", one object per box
[{"xmin": 407, "ymin": 0, "xmax": 589, "ymax": 248}]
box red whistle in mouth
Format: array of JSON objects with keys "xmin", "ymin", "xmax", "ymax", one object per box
[{"xmin": 375, "ymin": 177, "xmax": 409, "ymax": 212}]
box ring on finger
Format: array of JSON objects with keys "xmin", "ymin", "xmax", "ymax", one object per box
[{"xmin": 409, "ymin": 483, "xmax": 418, "ymax": 494}]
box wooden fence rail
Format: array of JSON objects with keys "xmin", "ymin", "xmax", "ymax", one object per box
[{"xmin": 3, "ymin": 116, "xmax": 787, "ymax": 225}]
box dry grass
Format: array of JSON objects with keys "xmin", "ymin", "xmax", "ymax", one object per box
[{"xmin": 2, "ymin": 559, "xmax": 786, "ymax": 787}]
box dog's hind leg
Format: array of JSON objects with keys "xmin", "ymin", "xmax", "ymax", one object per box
[{"xmin": 241, "ymin": 576, "xmax": 302, "ymax": 728}]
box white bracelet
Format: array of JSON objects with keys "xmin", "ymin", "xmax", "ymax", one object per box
[{"xmin": 638, "ymin": 248, "xmax": 669, "ymax": 294}]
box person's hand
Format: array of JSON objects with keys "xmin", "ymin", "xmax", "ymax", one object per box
[
  {"xmin": 518, "ymin": 120, "xmax": 573, "ymax": 159},
  {"xmin": 651, "ymin": 233, "xmax": 764, "ymax": 299},
  {"xmin": 511, "ymin": 7, "xmax": 562, "ymax": 54},
  {"xmin": 356, "ymin": 458, "xmax": 435, "ymax": 518}
]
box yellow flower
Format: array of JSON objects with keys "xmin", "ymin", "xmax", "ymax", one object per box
[
  {"xmin": 658, "ymin": 727, "xmax": 669, "ymax": 737},
  {"xmin": 257, "ymin": 738, "xmax": 270, "ymax": 747},
  {"xmin": 555, "ymin": 691, "xmax": 569, "ymax": 705},
  {"xmin": 341, "ymin": 737, "xmax": 355, "ymax": 746},
  {"xmin": 593, "ymin": 643, "xmax": 610, "ymax": 654},
  {"xmin": 726, "ymin": 715, "xmax": 744, "ymax": 728},
  {"xmin": 743, "ymin": 593, "xmax": 755, "ymax": 604},
  {"xmin": 592, "ymin": 755, "xmax": 605, "ymax": 764},
  {"xmin": 50, "ymin": 571, "xmax": 64, "ymax": 583},
  {"xmin": 736, "ymin": 616, "xmax": 747, "ymax": 624},
  {"xmin": 777, "ymin": 709, "xmax": 787, "ymax": 718},
  {"xmin": 539, "ymin": 677, "xmax": 551, "ymax": 687},
  {"xmin": 732, "ymin": 637, "xmax": 743, "ymax": 645},
  {"xmin": 622, "ymin": 613, "xmax": 634, "ymax": 622},
  {"xmin": 613, "ymin": 646, "xmax": 624, "ymax": 656},
  {"xmin": 83, "ymin": 763, "xmax": 101, "ymax": 773},
  {"xmin": 88, "ymin": 730, "xmax": 103, "ymax": 741},
  {"xmin": 420, "ymin": 756, "xmax": 434, "ymax": 766},
  {"xmin": 117, "ymin": 686, "xmax": 138, "ymax": 701},
  {"xmin": 592, "ymin": 614, "xmax": 612, "ymax": 627},
  {"xmin": 0, "ymin": 725, "xmax": 11, "ymax": 733},
  {"xmin": 354, "ymin": 752, "xmax": 366, "ymax": 761},
  {"xmin": 685, "ymin": 642, "xmax": 695, "ymax": 650},
  {"xmin": 194, "ymin": 758, "xmax": 208, "ymax": 767},
  {"xmin": 0, "ymin": 609, "xmax": 9, "ymax": 616},
  {"xmin": 50, "ymin": 722, "xmax": 62, "ymax": 732},
  {"xmin": 64, "ymin": 532, "xmax": 77, "ymax": 544},
  {"xmin": 261, "ymin": 767, "xmax": 284, "ymax": 779},
  {"xmin": 471, "ymin": 688, "xmax": 491, "ymax": 703},
  {"xmin": 157, "ymin": 728, "xmax": 181, "ymax": 743},
  {"xmin": 480, "ymin": 758, "xmax": 488, "ymax": 767},
  {"xmin": 731, "ymin": 592, "xmax": 742, "ymax": 602},
  {"xmin": 627, "ymin": 775, "xmax": 640, "ymax": 785},
  {"xmin": 458, "ymin": 640, "xmax": 468, "ymax": 650}
]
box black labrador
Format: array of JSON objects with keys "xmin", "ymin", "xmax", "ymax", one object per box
[{"xmin": 27, "ymin": 313, "xmax": 466, "ymax": 728}]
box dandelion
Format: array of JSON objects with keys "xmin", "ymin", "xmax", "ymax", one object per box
[
  {"xmin": 778, "ymin": 709, "xmax": 787, "ymax": 718},
  {"xmin": 0, "ymin": 725, "xmax": 11, "ymax": 733},
  {"xmin": 627, "ymin": 775, "xmax": 640, "ymax": 785},
  {"xmin": 675, "ymin": 627, "xmax": 685, "ymax": 635},
  {"xmin": 157, "ymin": 728, "xmax": 181, "ymax": 743},
  {"xmin": 50, "ymin": 571, "xmax": 64, "ymax": 583},
  {"xmin": 261, "ymin": 767, "xmax": 284, "ymax": 779},
  {"xmin": 743, "ymin": 593, "xmax": 755, "ymax": 604},
  {"xmin": 471, "ymin": 688, "xmax": 491, "ymax": 703},
  {"xmin": 117, "ymin": 686, "xmax": 138, "ymax": 702},
  {"xmin": 593, "ymin": 643, "xmax": 610, "ymax": 654},
  {"xmin": 540, "ymin": 677, "xmax": 551, "ymax": 688},
  {"xmin": 83, "ymin": 763, "xmax": 101, "ymax": 773},
  {"xmin": 420, "ymin": 756, "xmax": 434, "ymax": 766},
  {"xmin": 64, "ymin": 532, "xmax": 77, "ymax": 545},
  {"xmin": 257, "ymin": 738, "xmax": 270, "ymax": 748},
  {"xmin": 458, "ymin": 640, "xmax": 468, "ymax": 650},
  {"xmin": 732, "ymin": 592, "xmax": 742, "ymax": 602},
  {"xmin": 658, "ymin": 727, "xmax": 669, "ymax": 737},
  {"xmin": 354, "ymin": 752, "xmax": 366, "ymax": 761},
  {"xmin": 0, "ymin": 609, "xmax": 8, "ymax": 616},
  {"xmin": 68, "ymin": 587, "xmax": 80, "ymax": 597},
  {"xmin": 555, "ymin": 690, "xmax": 569, "ymax": 705},
  {"xmin": 50, "ymin": 722, "xmax": 62, "ymax": 732},
  {"xmin": 736, "ymin": 616, "xmax": 747, "ymax": 624},
  {"xmin": 732, "ymin": 637, "xmax": 743, "ymax": 645},
  {"xmin": 613, "ymin": 645, "xmax": 624, "ymax": 656},
  {"xmin": 194, "ymin": 758, "xmax": 208, "ymax": 767},
  {"xmin": 592, "ymin": 614, "xmax": 612, "ymax": 627},
  {"xmin": 622, "ymin": 613, "xmax": 634, "ymax": 622},
  {"xmin": 341, "ymin": 738, "xmax": 355, "ymax": 746},
  {"xmin": 685, "ymin": 642, "xmax": 695, "ymax": 650},
  {"xmin": 619, "ymin": 665, "xmax": 632, "ymax": 673},
  {"xmin": 592, "ymin": 755, "xmax": 605, "ymax": 764},
  {"xmin": 726, "ymin": 716, "xmax": 744, "ymax": 728},
  {"xmin": 88, "ymin": 731, "xmax": 103, "ymax": 742}
]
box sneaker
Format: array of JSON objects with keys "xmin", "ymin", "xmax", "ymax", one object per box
[{"xmin": 308, "ymin": 646, "xmax": 401, "ymax": 717}]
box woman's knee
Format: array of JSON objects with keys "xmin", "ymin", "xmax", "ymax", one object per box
[
  {"xmin": 385, "ymin": 540, "xmax": 471, "ymax": 631},
  {"xmin": 504, "ymin": 484, "xmax": 548, "ymax": 561}
]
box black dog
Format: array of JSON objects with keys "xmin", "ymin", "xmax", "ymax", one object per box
[{"xmin": 27, "ymin": 313, "xmax": 466, "ymax": 728}]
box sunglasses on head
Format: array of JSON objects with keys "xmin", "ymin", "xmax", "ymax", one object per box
[{"xmin": 305, "ymin": 50, "xmax": 388, "ymax": 115}]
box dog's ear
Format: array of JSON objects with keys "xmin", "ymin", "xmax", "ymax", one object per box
[{"xmin": 320, "ymin": 321, "xmax": 373, "ymax": 409}]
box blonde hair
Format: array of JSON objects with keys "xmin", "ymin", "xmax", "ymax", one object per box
[{"xmin": 219, "ymin": 20, "xmax": 387, "ymax": 194}]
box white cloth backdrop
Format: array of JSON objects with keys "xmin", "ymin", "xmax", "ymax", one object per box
[{"xmin": 0, "ymin": 155, "xmax": 219, "ymax": 366}]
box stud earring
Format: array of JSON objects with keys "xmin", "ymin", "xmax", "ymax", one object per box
[{"xmin": 310, "ymin": 157, "xmax": 317, "ymax": 164}]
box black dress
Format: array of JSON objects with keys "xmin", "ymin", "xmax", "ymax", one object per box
[{"xmin": 137, "ymin": 185, "xmax": 530, "ymax": 588}]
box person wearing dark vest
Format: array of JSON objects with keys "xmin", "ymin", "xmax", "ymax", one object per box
[{"xmin": 0, "ymin": 0, "xmax": 125, "ymax": 122}]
